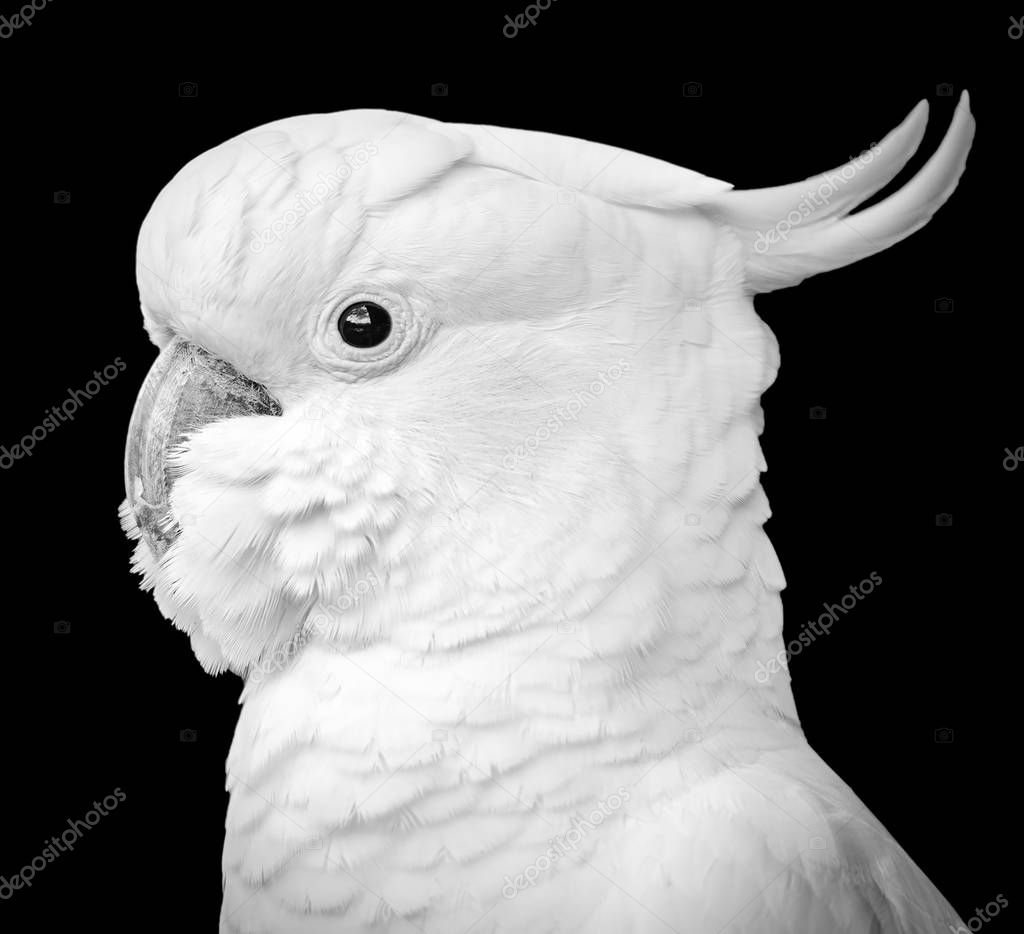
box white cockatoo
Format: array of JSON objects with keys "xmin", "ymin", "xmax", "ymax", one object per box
[{"xmin": 122, "ymin": 94, "xmax": 974, "ymax": 933}]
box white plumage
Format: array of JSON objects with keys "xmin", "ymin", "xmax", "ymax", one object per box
[{"xmin": 122, "ymin": 95, "xmax": 974, "ymax": 932}]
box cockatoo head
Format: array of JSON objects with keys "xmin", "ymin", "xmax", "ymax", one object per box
[{"xmin": 122, "ymin": 101, "xmax": 973, "ymax": 678}]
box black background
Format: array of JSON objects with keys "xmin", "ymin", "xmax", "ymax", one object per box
[{"xmin": 0, "ymin": 4, "xmax": 1016, "ymax": 930}]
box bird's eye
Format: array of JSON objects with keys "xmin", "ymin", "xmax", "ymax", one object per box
[
  {"xmin": 314, "ymin": 289, "xmax": 428, "ymax": 380},
  {"xmin": 338, "ymin": 302, "xmax": 392, "ymax": 348}
]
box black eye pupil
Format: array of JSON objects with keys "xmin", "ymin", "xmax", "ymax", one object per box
[{"xmin": 339, "ymin": 302, "xmax": 392, "ymax": 348}]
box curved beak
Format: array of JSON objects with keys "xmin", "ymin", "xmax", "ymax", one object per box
[{"xmin": 123, "ymin": 340, "xmax": 282, "ymax": 559}]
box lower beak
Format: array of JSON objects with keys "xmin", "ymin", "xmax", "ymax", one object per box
[{"xmin": 123, "ymin": 339, "xmax": 282, "ymax": 559}]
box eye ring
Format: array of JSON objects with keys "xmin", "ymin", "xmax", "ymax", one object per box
[{"xmin": 311, "ymin": 289, "xmax": 429, "ymax": 381}]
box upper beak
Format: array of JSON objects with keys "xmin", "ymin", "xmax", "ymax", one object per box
[{"xmin": 123, "ymin": 339, "xmax": 282, "ymax": 559}]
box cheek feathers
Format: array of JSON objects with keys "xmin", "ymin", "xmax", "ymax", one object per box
[{"xmin": 133, "ymin": 408, "xmax": 424, "ymax": 673}]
